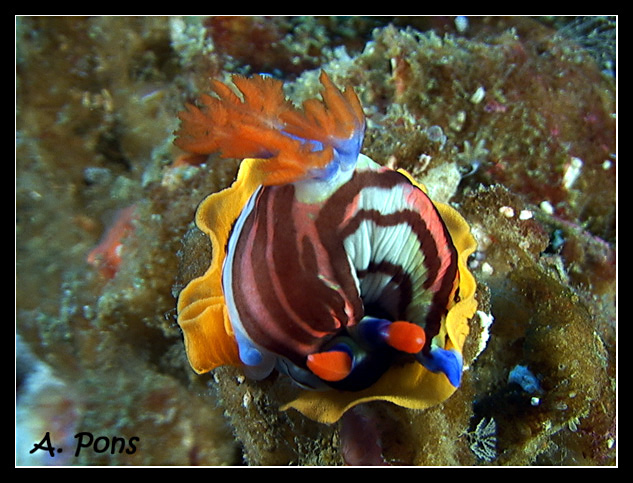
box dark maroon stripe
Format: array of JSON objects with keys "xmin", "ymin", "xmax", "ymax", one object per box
[
  {"xmin": 231, "ymin": 184, "xmax": 362, "ymax": 364},
  {"xmin": 230, "ymin": 166, "xmax": 460, "ymax": 363},
  {"xmin": 231, "ymin": 188, "xmax": 313, "ymax": 364},
  {"xmin": 339, "ymin": 208, "xmax": 444, "ymax": 293},
  {"xmin": 310, "ymin": 171, "xmax": 406, "ymax": 323},
  {"xmin": 317, "ymin": 170, "xmax": 406, "ymax": 229},
  {"xmin": 269, "ymin": 185, "xmax": 354, "ymax": 334},
  {"xmin": 318, "ymin": 169, "xmax": 459, "ymax": 343},
  {"xmin": 425, "ymin": 226, "xmax": 459, "ymax": 342},
  {"xmin": 249, "ymin": 187, "xmax": 334, "ymax": 360},
  {"xmin": 229, "ymin": 192, "xmax": 270, "ymax": 349}
]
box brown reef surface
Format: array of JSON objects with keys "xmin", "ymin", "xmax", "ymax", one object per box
[{"xmin": 16, "ymin": 16, "xmax": 615, "ymax": 465}]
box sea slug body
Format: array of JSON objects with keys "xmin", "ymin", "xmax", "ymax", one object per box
[{"xmin": 175, "ymin": 71, "xmax": 477, "ymax": 423}]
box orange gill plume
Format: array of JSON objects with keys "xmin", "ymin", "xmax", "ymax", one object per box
[
  {"xmin": 174, "ymin": 71, "xmax": 365, "ymax": 185},
  {"xmin": 279, "ymin": 71, "xmax": 365, "ymax": 148}
]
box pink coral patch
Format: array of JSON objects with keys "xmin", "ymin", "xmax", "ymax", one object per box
[{"xmin": 87, "ymin": 205, "xmax": 137, "ymax": 279}]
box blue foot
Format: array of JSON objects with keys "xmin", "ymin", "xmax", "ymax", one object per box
[{"xmin": 418, "ymin": 348, "xmax": 463, "ymax": 387}]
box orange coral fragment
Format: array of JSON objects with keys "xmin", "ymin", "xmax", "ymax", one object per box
[
  {"xmin": 170, "ymin": 153, "xmax": 209, "ymax": 168},
  {"xmin": 86, "ymin": 205, "xmax": 136, "ymax": 279}
]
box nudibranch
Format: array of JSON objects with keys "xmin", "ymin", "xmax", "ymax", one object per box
[{"xmin": 175, "ymin": 71, "xmax": 478, "ymax": 424}]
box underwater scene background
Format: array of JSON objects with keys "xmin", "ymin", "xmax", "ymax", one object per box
[{"xmin": 16, "ymin": 16, "xmax": 616, "ymax": 466}]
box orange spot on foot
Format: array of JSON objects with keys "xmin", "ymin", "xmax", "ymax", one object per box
[
  {"xmin": 307, "ymin": 350, "xmax": 352, "ymax": 382},
  {"xmin": 386, "ymin": 321, "xmax": 426, "ymax": 354}
]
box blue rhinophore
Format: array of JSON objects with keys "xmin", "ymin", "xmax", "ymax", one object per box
[{"xmin": 418, "ymin": 347, "xmax": 464, "ymax": 387}]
